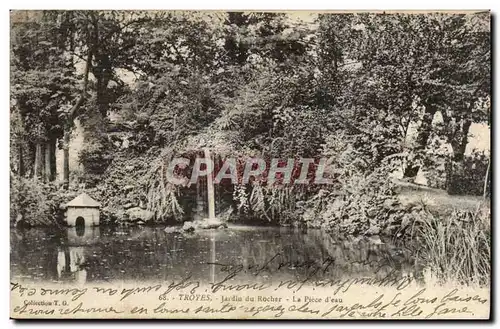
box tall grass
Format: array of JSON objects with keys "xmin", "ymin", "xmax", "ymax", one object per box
[{"xmin": 412, "ymin": 205, "xmax": 490, "ymax": 286}]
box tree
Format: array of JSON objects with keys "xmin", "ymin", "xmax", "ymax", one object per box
[
  {"xmin": 11, "ymin": 11, "xmax": 74, "ymax": 182},
  {"xmin": 316, "ymin": 13, "xmax": 490, "ymax": 184},
  {"xmin": 52, "ymin": 11, "xmax": 159, "ymax": 188},
  {"xmin": 401, "ymin": 13, "xmax": 490, "ymax": 181}
]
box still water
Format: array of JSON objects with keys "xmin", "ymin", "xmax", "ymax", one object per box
[{"xmin": 11, "ymin": 225, "xmax": 418, "ymax": 285}]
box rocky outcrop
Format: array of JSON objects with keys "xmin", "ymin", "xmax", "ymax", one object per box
[
  {"xmin": 126, "ymin": 207, "xmax": 154, "ymax": 222},
  {"xmin": 164, "ymin": 218, "xmax": 228, "ymax": 234},
  {"xmin": 197, "ymin": 218, "xmax": 228, "ymax": 230},
  {"xmin": 182, "ymin": 221, "xmax": 196, "ymax": 232}
]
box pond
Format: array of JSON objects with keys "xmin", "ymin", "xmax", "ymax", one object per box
[{"xmin": 10, "ymin": 225, "xmax": 420, "ymax": 286}]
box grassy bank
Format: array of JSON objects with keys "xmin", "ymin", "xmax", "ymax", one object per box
[{"xmin": 394, "ymin": 180, "xmax": 491, "ymax": 286}]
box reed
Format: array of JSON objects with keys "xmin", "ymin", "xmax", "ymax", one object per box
[{"xmin": 412, "ymin": 205, "xmax": 490, "ymax": 286}]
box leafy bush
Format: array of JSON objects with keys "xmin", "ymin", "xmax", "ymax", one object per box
[
  {"xmin": 446, "ymin": 150, "xmax": 490, "ymax": 196},
  {"xmin": 299, "ymin": 129, "xmax": 408, "ymax": 235},
  {"xmin": 10, "ymin": 175, "xmax": 51, "ymax": 226},
  {"xmin": 422, "ymin": 147, "xmax": 490, "ymax": 196},
  {"xmin": 90, "ymin": 150, "xmax": 154, "ymax": 217},
  {"xmin": 241, "ymin": 184, "xmax": 303, "ymax": 225},
  {"xmin": 302, "ymin": 169, "xmax": 406, "ymax": 235},
  {"xmin": 78, "ymin": 138, "xmax": 114, "ymax": 188},
  {"xmin": 10, "ymin": 175, "xmax": 77, "ymax": 226}
]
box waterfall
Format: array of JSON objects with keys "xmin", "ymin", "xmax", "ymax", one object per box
[{"xmin": 204, "ymin": 148, "xmax": 216, "ymax": 220}]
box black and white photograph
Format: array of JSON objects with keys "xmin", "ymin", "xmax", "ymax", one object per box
[{"xmin": 8, "ymin": 9, "xmax": 491, "ymax": 319}]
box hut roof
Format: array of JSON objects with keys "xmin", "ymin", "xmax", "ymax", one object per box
[{"xmin": 66, "ymin": 193, "xmax": 101, "ymax": 208}]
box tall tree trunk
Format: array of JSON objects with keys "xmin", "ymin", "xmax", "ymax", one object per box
[
  {"xmin": 63, "ymin": 130, "xmax": 70, "ymax": 189},
  {"xmin": 225, "ymin": 12, "xmax": 249, "ymax": 65},
  {"xmin": 41, "ymin": 143, "xmax": 46, "ymax": 182},
  {"xmin": 27, "ymin": 141, "xmax": 35, "ymax": 178},
  {"xmin": 33, "ymin": 142, "xmax": 43, "ymax": 181},
  {"xmin": 50, "ymin": 138, "xmax": 57, "ymax": 181},
  {"xmin": 451, "ymin": 118, "xmax": 472, "ymax": 162},
  {"xmin": 94, "ymin": 54, "xmax": 112, "ymax": 117},
  {"xmin": 403, "ymin": 104, "xmax": 437, "ymax": 180},
  {"xmin": 62, "ymin": 44, "xmax": 92, "ymax": 190},
  {"xmin": 33, "ymin": 143, "xmax": 39, "ymax": 180},
  {"xmin": 17, "ymin": 142, "xmax": 24, "ymax": 176},
  {"xmin": 447, "ymin": 117, "xmax": 472, "ymax": 195},
  {"xmin": 96, "ymin": 81, "xmax": 109, "ymax": 116},
  {"xmin": 45, "ymin": 141, "xmax": 52, "ymax": 182},
  {"xmin": 92, "ymin": 14, "xmax": 111, "ymax": 118}
]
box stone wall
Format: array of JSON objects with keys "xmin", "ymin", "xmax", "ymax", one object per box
[{"xmin": 66, "ymin": 207, "xmax": 100, "ymax": 226}]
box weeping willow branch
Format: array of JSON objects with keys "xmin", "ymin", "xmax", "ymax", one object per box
[{"xmin": 145, "ymin": 149, "xmax": 184, "ymax": 221}]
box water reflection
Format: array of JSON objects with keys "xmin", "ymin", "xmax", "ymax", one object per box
[
  {"xmin": 67, "ymin": 226, "xmax": 101, "ymax": 245},
  {"xmin": 48, "ymin": 226, "xmax": 100, "ymax": 284},
  {"xmin": 75, "ymin": 223, "xmax": 85, "ymax": 237},
  {"xmin": 10, "ymin": 225, "xmax": 420, "ymax": 285},
  {"xmin": 56, "ymin": 246, "xmax": 87, "ymax": 284}
]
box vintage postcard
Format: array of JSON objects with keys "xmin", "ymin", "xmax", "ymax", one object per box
[{"xmin": 10, "ymin": 10, "xmax": 491, "ymax": 319}]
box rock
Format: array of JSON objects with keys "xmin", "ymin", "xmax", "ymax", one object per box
[
  {"xmin": 126, "ymin": 207, "xmax": 154, "ymax": 222},
  {"xmin": 197, "ymin": 218, "xmax": 227, "ymax": 230},
  {"xmin": 164, "ymin": 226, "xmax": 181, "ymax": 233},
  {"xmin": 182, "ymin": 221, "xmax": 196, "ymax": 232},
  {"xmin": 129, "ymin": 218, "xmax": 146, "ymax": 226},
  {"xmin": 178, "ymin": 219, "xmax": 228, "ymax": 231}
]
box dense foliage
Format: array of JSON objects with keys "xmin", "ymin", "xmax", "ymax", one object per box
[{"xmin": 10, "ymin": 11, "xmax": 490, "ymax": 234}]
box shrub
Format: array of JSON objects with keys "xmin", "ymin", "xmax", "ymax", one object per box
[
  {"xmin": 446, "ymin": 151, "xmax": 490, "ymax": 196},
  {"xmin": 10, "ymin": 175, "xmax": 56, "ymax": 226},
  {"xmin": 78, "ymin": 138, "xmax": 114, "ymax": 188},
  {"xmin": 295, "ymin": 128, "xmax": 410, "ymax": 234},
  {"xmin": 302, "ymin": 167, "xmax": 407, "ymax": 235},
  {"xmin": 424, "ymin": 149, "xmax": 490, "ymax": 196}
]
